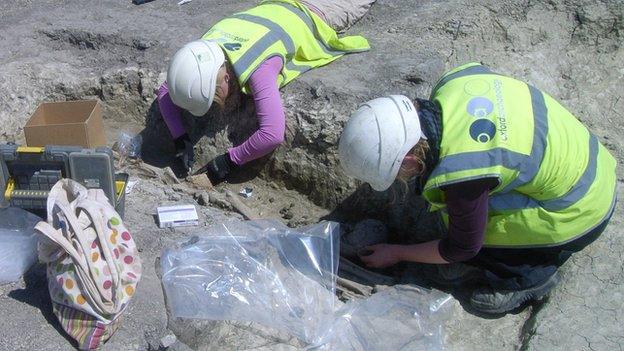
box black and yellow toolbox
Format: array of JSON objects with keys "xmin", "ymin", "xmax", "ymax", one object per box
[{"xmin": 0, "ymin": 144, "xmax": 128, "ymax": 218}]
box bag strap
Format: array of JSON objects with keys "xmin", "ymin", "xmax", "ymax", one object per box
[
  {"xmin": 35, "ymin": 218, "xmax": 109, "ymax": 315},
  {"xmin": 62, "ymin": 200, "xmax": 119, "ymax": 316},
  {"xmin": 76, "ymin": 199, "xmax": 122, "ymax": 303},
  {"xmin": 35, "ymin": 221, "xmax": 83, "ymax": 266},
  {"xmin": 36, "ymin": 200, "xmax": 117, "ymax": 317}
]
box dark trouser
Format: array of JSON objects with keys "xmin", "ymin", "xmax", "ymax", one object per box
[{"xmin": 465, "ymin": 208, "xmax": 615, "ymax": 291}]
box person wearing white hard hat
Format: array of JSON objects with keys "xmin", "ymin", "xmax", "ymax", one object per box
[
  {"xmin": 338, "ymin": 63, "xmax": 617, "ymax": 314},
  {"xmin": 158, "ymin": 0, "xmax": 375, "ymax": 183}
]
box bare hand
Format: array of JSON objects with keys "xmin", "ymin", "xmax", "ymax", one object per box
[{"xmin": 359, "ymin": 244, "xmax": 402, "ymax": 268}]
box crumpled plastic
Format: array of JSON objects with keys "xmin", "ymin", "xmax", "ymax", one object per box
[
  {"xmin": 161, "ymin": 220, "xmax": 340, "ymax": 345},
  {"xmin": 161, "ymin": 219, "xmax": 453, "ymax": 350},
  {"xmin": 317, "ymin": 286, "xmax": 453, "ymax": 350}
]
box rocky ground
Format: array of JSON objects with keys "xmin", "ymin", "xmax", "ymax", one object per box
[{"xmin": 0, "ymin": 0, "xmax": 622, "ymax": 350}]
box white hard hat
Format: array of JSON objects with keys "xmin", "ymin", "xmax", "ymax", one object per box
[
  {"xmin": 338, "ymin": 95, "xmax": 424, "ymax": 191},
  {"xmin": 167, "ymin": 40, "xmax": 225, "ymax": 117}
]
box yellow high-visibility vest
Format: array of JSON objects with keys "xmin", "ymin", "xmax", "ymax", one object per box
[
  {"xmin": 423, "ymin": 63, "xmax": 617, "ymax": 248},
  {"xmin": 202, "ymin": 0, "xmax": 370, "ymax": 94}
]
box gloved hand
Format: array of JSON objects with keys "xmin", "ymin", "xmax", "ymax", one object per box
[
  {"xmin": 203, "ymin": 153, "xmax": 236, "ymax": 185},
  {"xmin": 174, "ymin": 134, "xmax": 194, "ymax": 174}
]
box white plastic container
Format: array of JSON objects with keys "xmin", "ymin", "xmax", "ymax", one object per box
[{"xmin": 157, "ymin": 204, "xmax": 199, "ymax": 228}]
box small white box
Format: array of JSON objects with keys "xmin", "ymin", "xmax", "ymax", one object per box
[{"xmin": 157, "ymin": 204, "xmax": 199, "ymax": 229}]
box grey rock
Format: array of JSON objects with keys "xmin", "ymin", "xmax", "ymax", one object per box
[
  {"xmin": 208, "ymin": 191, "xmax": 232, "ymax": 210},
  {"xmin": 160, "ymin": 333, "xmax": 177, "ymax": 348},
  {"xmin": 194, "ymin": 191, "xmax": 210, "ymax": 206},
  {"xmin": 340, "ymin": 219, "xmax": 389, "ymax": 258}
]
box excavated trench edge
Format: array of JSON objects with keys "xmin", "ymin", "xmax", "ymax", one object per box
[{"xmin": 55, "ymin": 70, "xmax": 546, "ymax": 350}]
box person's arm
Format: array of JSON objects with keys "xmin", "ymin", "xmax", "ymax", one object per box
[
  {"xmin": 437, "ymin": 177, "xmax": 497, "ymax": 262},
  {"xmin": 158, "ymin": 82, "xmax": 195, "ymax": 171},
  {"xmin": 157, "ymin": 82, "xmax": 186, "ymax": 140},
  {"xmin": 227, "ymin": 56, "xmax": 286, "ymax": 165},
  {"xmin": 360, "ymin": 240, "xmax": 448, "ymax": 268},
  {"xmin": 360, "ymin": 178, "xmax": 495, "ymax": 268}
]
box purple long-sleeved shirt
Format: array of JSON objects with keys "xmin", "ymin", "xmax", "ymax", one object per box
[
  {"xmin": 158, "ymin": 84, "xmax": 186, "ymax": 139},
  {"xmin": 228, "ymin": 56, "xmax": 285, "ymax": 165},
  {"xmin": 157, "ymin": 56, "xmax": 286, "ymax": 166},
  {"xmin": 158, "ymin": 4, "xmax": 331, "ymax": 165},
  {"xmin": 438, "ymin": 177, "xmax": 498, "ymax": 262}
]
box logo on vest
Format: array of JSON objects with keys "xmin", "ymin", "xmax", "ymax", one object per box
[
  {"xmin": 223, "ymin": 42, "xmax": 242, "ymax": 51},
  {"xmin": 466, "ymin": 97, "xmax": 496, "ymax": 143}
]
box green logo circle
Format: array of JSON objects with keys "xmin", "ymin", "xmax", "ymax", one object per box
[{"xmin": 464, "ymin": 79, "xmax": 491, "ymax": 96}]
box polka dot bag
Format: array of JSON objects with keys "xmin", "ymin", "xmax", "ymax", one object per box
[{"xmin": 35, "ymin": 179, "xmax": 142, "ymax": 350}]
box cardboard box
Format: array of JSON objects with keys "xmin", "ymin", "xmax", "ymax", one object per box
[{"xmin": 24, "ymin": 100, "xmax": 107, "ymax": 148}]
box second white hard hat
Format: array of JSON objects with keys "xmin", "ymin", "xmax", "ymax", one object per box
[
  {"xmin": 338, "ymin": 95, "xmax": 424, "ymax": 191},
  {"xmin": 167, "ymin": 40, "xmax": 225, "ymax": 117}
]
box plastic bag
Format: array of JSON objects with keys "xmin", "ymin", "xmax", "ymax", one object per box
[
  {"xmin": 317, "ymin": 285, "xmax": 453, "ymax": 350},
  {"xmin": 161, "ymin": 220, "xmax": 454, "ymax": 350},
  {"xmin": 117, "ymin": 131, "xmax": 142, "ymax": 159},
  {"xmin": 0, "ymin": 207, "xmax": 42, "ymax": 284},
  {"xmin": 161, "ymin": 220, "xmax": 340, "ymax": 345}
]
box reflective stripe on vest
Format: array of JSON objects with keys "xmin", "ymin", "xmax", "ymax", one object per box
[
  {"xmin": 431, "ymin": 64, "xmax": 495, "ymax": 97},
  {"xmin": 276, "ymin": 2, "xmax": 349, "ymax": 57},
  {"xmin": 202, "ymin": 0, "xmax": 369, "ymax": 93},
  {"xmin": 490, "ymin": 135, "xmax": 598, "ymax": 212},
  {"xmin": 229, "ymin": 10, "xmax": 311, "ymax": 76},
  {"xmin": 428, "ymin": 84, "xmax": 548, "ymax": 194},
  {"xmin": 424, "ymin": 62, "xmax": 617, "ymax": 247}
]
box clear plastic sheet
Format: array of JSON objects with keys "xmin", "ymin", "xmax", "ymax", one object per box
[
  {"xmin": 161, "ymin": 220, "xmax": 340, "ymax": 345},
  {"xmin": 316, "ymin": 286, "xmax": 453, "ymax": 350},
  {"xmin": 161, "ymin": 219, "xmax": 454, "ymax": 350},
  {"xmin": 0, "ymin": 207, "xmax": 42, "ymax": 284}
]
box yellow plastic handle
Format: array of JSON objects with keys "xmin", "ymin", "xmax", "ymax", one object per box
[
  {"xmin": 16, "ymin": 146, "xmax": 45, "ymax": 153},
  {"xmin": 4, "ymin": 178, "xmax": 15, "ymax": 200}
]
